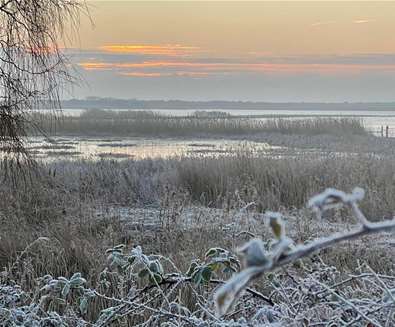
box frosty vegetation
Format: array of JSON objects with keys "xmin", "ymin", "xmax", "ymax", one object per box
[
  {"xmin": 1, "ymin": 187, "xmax": 394, "ymax": 326},
  {"xmin": 34, "ymin": 110, "xmax": 368, "ymax": 138}
]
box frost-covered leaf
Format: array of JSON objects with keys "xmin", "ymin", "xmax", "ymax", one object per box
[
  {"xmin": 58, "ymin": 277, "xmax": 68, "ymax": 284},
  {"xmin": 238, "ymin": 238, "xmax": 272, "ymax": 268},
  {"xmin": 307, "ymin": 187, "xmax": 365, "ymax": 214},
  {"xmin": 266, "ymin": 212, "xmax": 285, "ymax": 240},
  {"xmin": 131, "ymin": 246, "xmax": 142, "ymax": 257},
  {"xmin": 70, "ymin": 273, "xmax": 86, "ymax": 287},
  {"xmin": 201, "ymin": 266, "xmax": 212, "ymax": 282},
  {"xmin": 186, "ymin": 261, "xmax": 199, "ymax": 277},
  {"xmin": 70, "ymin": 272, "xmax": 82, "ymax": 281},
  {"xmin": 79, "ymin": 297, "xmax": 88, "ymax": 314},
  {"xmin": 149, "ymin": 273, "xmax": 163, "ymax": 284},
  {"xmin": 61, "ymin": 283, "xmax": 70, "ymax": 298},
  {"xmin": 149, "ymin": 260, "xmax": 164, "ymax": 275},
  {"xmin": 205, "ymin": 247, "xmax": 226, "ymax": 259},
  {"xmin": 191, "ymin": 269, "xmax": 202, "ymax": 284},
  {"xmin": 214, "ymin": 267, "xmax": 262, "ymax": 316},
  {"xmin": 382, "ymin": 288, "xmax": 395, "ymax": 304}
]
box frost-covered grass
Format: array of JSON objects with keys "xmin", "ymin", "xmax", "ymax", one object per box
[
  {"xmin": 32, "ymin": 110, "xmax": 368, "ymax": 137},
  {"xmin": 1, "ymin": 144, "xmax": 395, "ymax": 325},
  {"xmin": 1, "ymin": 152, "xmax": 395, "ymax": 223},
  {"xmin": 0, "ymin": 187, "xmax": 394, "ymax": 326}
]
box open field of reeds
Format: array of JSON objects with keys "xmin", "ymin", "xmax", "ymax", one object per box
[
  {"xmin": 2, "ymin": 151, "xmax": 395, "ymax": 224},
  {"xmin": 31, "ymin": 110, "xmax": 368, "ymax": 138}
]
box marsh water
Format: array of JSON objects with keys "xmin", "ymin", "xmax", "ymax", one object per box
[
  {"xmin": 26, "ymin": 108, "xmax": 395, "ymax": 160},
  {"xmin": 27, "ymin": 137, "xmax": 283, "ymax": 161}
]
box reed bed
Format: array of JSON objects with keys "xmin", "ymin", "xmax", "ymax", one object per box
[
  {"xmin": 1, "ymin": 151, "xmax": 394, "ymax": 227},
  {"xmin": 31, "ymin": 110, "xmax": 368, "ymax": 137}
]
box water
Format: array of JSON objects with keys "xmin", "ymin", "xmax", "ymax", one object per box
[
  {"xmin": 22, "ymin": 108, "xmax": 395, "ymax": 160},
  {"xmin": 26, "ymin": 137, "xmax": 278, "ymax": 161}
]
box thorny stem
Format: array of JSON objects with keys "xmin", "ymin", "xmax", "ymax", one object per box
[
  {"xmin": 278, "ymin": 219, "xmax": 395, "ymax": 269},
  {"xmin": 215, "ymin": 188, "xmax": 395, "ymax": 319}
]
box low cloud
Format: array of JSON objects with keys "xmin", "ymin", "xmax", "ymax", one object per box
[
  {"xmin": 353, "ymin": 19, "xmax": 376, "ymax": 24},
  {"xmin": 100, "ymin": 44, "xmax": 201, "ymax": 57},
  {"xmin": 78, "ymin": 58, "xmax": 395, "ymax": 77},
  {"xmin": 118, "ymin": 71, "xmax": 210, "ymax": 78},
  {"xmin": 74, "ymin": 47, "xmax": 395, "ymax": 82},
  {"xmin": 311, "ymin": 21, "xmax": 337, "ymax": 27}
]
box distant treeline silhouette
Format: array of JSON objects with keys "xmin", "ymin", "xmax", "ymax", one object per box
[{"xmin": 60, "ymin": 97, "xmax": 395, "ymax": 111}]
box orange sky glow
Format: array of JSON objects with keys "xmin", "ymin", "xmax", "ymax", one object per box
[{"xmin": 67, "ymin": 1, "xmax": 395, "ymax": 101}]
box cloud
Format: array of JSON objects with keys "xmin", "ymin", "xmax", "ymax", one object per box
[
  {"xmin": 353, "ymin": 19, "xmax": 376, "ymax": 24},
  {"xmin": 100, "ymin": 44, "xmax": 201, "ymax": 57},
  {"xmin": 311, "ymin": 19, "xmax": 376, "ymax": 27},
  {"xmin": 118, "ymin": 71, "xmax": 210, "ymax": 78},
  {"xmin": 118, "ymin": 72, "xmax": 166, "ymax": 77},
  {"xmin": 78, "ymin": 59, "xmax": 395, "ymax": 76},
  {"xmin": 311, "ymin": 21, "xmax": 337, "ymax": 27},
  {"xmin": 75, "ymin": 48, "xmax": 395, "ymax": 79}
]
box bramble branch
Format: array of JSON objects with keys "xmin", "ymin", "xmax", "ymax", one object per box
[{"xmin": 214, "ymin": 187, "xmax": 395, "ymax": 316}]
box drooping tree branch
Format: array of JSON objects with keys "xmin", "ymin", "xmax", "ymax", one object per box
[{"xmin": 0, "ymin": 0, "xmax": 86, "ymax": 164}]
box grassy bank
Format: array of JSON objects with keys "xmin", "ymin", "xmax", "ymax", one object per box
[
  {"xmin": 1, "ymin": 150, "xmax": 394, "ymax": 325},
  {"xmin": 32, "ymin": 110, "xmax": 368, "ymax": 137},
  {"xmin": 1, "ymin": 153, "xmax": 394, "ymax": 325}
]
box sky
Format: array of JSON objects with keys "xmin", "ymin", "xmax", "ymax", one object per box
[{"xmin": 66, "ymin": 1, "xmax": 395, "ymax": 102}]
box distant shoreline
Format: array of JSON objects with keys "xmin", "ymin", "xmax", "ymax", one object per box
[{"xmin": 60, "ymin": 99, "xmax": 395, "ymax": 111}]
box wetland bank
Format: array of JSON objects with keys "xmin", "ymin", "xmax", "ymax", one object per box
[
  {"xmin": 2, "ymin": 0, "xmax": 395, "ymax": 325},
  {"xmin": 1, "ymin": 112, "xmax": 395, "ymax": 326}
]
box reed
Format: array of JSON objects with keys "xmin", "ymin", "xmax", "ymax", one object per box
[{"xmin": 31, "ymin": 110, "xmax": 368, "ymax": 137}]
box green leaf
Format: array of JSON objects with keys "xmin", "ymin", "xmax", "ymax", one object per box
[
  {"xmin": 149, "ymin": 261, "xmax": 159, "ymax": 273},
  {"xmin": 205, "ymin": 247, "xmax": 226, "ymax": 259},
  {"xmin": 79, "ymin": 297, "xmax": 88, "ymax": 314},
  {"xmin": 205, "ymin": 248, "xmax": 218, "ymax": 258},
  {"xmin": 207, "ymin": 262, "xmax": 221, "ymax": 272},
  {"xmin": 106, "ymin": 248, "xmax": 123, "ymax": 254},
  {"xmin": 58, "ymin": 277, "xmax": 68, "ymax": 284},
  {"xmin": 148, "ymin": 260, "xmax": 164, "ymax": 275},
  {"xmin": 186, "ymin": 261, "xmax": 199, "ymax": 277},
  {"xmin": 191, "ymin": 270, "xmax": 203, "ymax": 284},
  {"xmin": 201, "ymin": 266, "xmax": 212, "ymax": 282},
  {"xmin": 61, "ymin": 283, "xmax": 70, "ymax": 298},
  {"xmin": 70, "ymin": 272, "xmax": 82, "ymax": 281},
  {"xmin": 149, "ymin": 273, "xmax": 163, "ymax": 284},
  {"xmin": 70, "ymin": 277, "xmax": 86, "ymax": 287}
]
